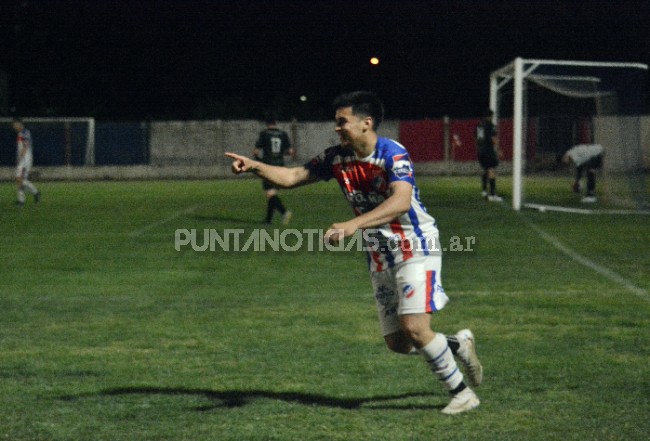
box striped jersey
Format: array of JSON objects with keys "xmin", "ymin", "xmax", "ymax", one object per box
[
  {"xmin": 305, "ymin": 137, "xmax": 439, "ymax": 272},
  {"xmin": 16, "ymin": 128, "xmax": 34, "ymax": 166}
]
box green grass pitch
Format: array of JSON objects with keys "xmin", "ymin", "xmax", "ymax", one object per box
[{"xmin": 1, "ymin": 176, "xmax": 648, "ymax": 440}]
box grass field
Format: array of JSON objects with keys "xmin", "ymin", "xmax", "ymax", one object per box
[{"xmin": 1, "ymin": 176, "xmax": 648, "ymax": 441}]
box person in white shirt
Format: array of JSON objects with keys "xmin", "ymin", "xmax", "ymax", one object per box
[
  {"xmin": 563, "ymin": 144, "xmax": 603, "ymax": 203},
  {"xmin": 12, "ymin": 118, "xmax": 40, "ymax": 206}
]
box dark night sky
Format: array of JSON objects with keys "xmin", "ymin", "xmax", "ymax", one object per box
[{"xmin": 1, "ymin": 0, "xmax": 649, "ymax": 120}]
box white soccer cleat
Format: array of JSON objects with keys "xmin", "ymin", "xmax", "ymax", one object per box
[
  {"xmin": 581, "ymin": 196, "xmax": 597, "ymax": 203},
  {"xmin": 487, "ymin": 195, "xmax": 503, "ymax": 202},
  {"xmin": 456, "ymin": 329, "xmax": 483, "ymax": 388},
  {"xmin": 441, "ymin": 387, "xmax": 480, "ymax": 415},
  {"xmin": 481, "ymin": 190, "xmax": 488, "ymax": 198}
]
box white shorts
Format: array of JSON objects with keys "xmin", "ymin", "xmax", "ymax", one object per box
[
  {"xmin": 16, "ymin": 161, "xmax": 32, "ymax": 179},
  {"xmin": 371, "ymin": 255, "xmax": 449, "ymax": 336}
]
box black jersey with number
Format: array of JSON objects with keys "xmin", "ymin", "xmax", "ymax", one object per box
[
  {"xmin": 475, "ymin": 120, "xmax": 496, "ymax": 155},
  {"xmin": 255, "ymin": 128, "xmax": 292, "ymax": 166}
]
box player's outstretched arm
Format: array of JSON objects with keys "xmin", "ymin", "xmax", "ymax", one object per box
[
  {"xmin": 225, "ymin": 152, "xmax": 315, "ymax": 188},
  {"xmin": 225, "ymin": 152, "xmax": 259, "ymax": 174}
]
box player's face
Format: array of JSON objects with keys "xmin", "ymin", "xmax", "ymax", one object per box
[{"xmin": 334, "ymin": 107, "xmax": 371, "ymax": 148}]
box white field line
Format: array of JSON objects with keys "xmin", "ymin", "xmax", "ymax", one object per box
[
  {"xmin": 524, "ymin": 203, "xmax": 650, "ymax": 215},
  {"xmin": 523, "ymin": 217, "xmax": 649, "ymax": 302},
  {"xmin": 129, "ymin": 205, "xmax": 200, "ymax": 238}
]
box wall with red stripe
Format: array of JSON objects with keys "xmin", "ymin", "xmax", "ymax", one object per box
[{"xmin": 398, "ymin": 118, "xmax": 514, "ymax": 163}]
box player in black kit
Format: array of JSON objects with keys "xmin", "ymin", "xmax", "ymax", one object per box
[
  {"xmin": 475, "ymin": 110, "xmax": 502, "ymax": 202},
  {"xmin": 253, "ymin": 111, "xmax": 295, "ymax": 224}
]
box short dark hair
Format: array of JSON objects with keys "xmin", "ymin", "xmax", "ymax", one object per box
[
  {"xmin": 263, "ymin": 110, "xmax": 278, "ymax": 125},
  {"xmin": 332, "ymin": 91, "xmax": 384, "ymax": 129}
]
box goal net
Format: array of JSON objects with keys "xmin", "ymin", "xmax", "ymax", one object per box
[
  {"xmin": 0, "ymin": 117, "xmax": 96, "ymax": 166},
  {"xmin": 491, "ymin": 58, "xmax": 649, "ymax": 212}
]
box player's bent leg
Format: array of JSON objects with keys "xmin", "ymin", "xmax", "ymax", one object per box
[
  {"xmin": 481, "ymin": 170, "xmax": 488, "ymax": 197},
  {"xmin": 22, "ymin": 178, "xmax": 39, "ymax": 202},
  {"xmin": 15, "ymin": 177, "xmax": 26, "ymax": 206},
  {"xmin": 586, "ymin": 169, "xmax": 596, "ymax": 197},
  {"xmin": 416, "ymin": 330, "xmax": 478, "ymax": 414},
  {"xmin": 399, "ymin": 314, "xmax": 479, "ymax": 414},
  {"xmin": 264, "ymin": 188, "xmax": 278, "ymax": 224},
  {"xmin": 399, "ymin": 315, "xmax": 461, "ymax": 388},
  {"xmin": 383, "ymin": 330, "xmax": 416, "ymax": 354},
  {"xmin": 399, "ymin": 313, "xmax": 434, "ymax": 349}
]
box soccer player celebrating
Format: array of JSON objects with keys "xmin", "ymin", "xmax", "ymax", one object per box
[
  {"xmin": 226, "ymin": 91, "xmax": 482, "ymax": 415},
  {"xmin": 12, "ymin": 118, "xmax": 40, "ymax": 206}
]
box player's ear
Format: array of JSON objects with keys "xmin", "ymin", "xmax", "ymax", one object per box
[{"xmin": 364, "ymin": 116, "xmax": 374, "ymax": 130}]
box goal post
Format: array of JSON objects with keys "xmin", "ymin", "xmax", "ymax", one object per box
[
  {"xmin": 0, "ymin": 117, "xmax": 96, "ymax": 166},
  {"xmin": 490, "ymin": 58, "xmax": 649, "ymax": 211}
]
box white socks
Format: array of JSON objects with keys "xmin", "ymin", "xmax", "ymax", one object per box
[
  {"xmin": 22, "ymin": 180, "xmax": 38, "ymax": 195},
  {"xmin": 17, "ymin": 180, "xmax": 38, "ymax": 203},
  {"xmin": 418, "ymin": 333, "xmax": 464, "ymax": 391}
]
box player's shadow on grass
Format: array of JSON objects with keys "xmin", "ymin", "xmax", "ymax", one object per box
[{"xmin": 61, "ymin": 386, "xmax": 443, "ymax": 411}]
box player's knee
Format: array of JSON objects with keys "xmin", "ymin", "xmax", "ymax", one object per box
[{"xmin": 399, "ymin": 320, "xmax": 434, "ymax": 348}]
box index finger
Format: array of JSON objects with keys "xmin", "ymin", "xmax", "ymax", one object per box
[{"xmin": 224, "ymin": 152, "xmax": 242, "ymax": 160}]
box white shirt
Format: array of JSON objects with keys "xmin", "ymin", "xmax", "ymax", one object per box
[
  {"xmin": 16, "ymin": 128, "xmax": 34, "ymax": 167},
  {"xmin": 565, "ymin": 144, "xmax": 603, "ymax": 167}
]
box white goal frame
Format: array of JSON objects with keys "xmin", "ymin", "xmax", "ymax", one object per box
[
  {"xmin": 1, "ymin": 117, "xmax": 96, "ymax": 165},
  {"xmin": 489, "ymin": 57, "xmax": 648, "ymax": 211}
]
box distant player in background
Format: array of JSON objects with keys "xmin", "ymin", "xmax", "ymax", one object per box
[
  {"xmin": 475, "ymin": 110, "xmax": 502, "ymax": 202},
  {"xmin": 253, "ymin": 111, "xmax": 295, "ymax": 224},
  {"xmin": 12, "ymin": 118, "xmax": 40, "ymax": 206},
  {"xmin": 563, "ymin": 143, "xmax": 603, "ymax": 203},
  {"xmin": 226, "ymin": 91, "xmax": 483, "ymax": 415}
]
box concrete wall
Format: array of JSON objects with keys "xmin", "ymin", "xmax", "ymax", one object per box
[{"xmin": 0, "ymin": 116, "xmax": 647, "ymax": 181}]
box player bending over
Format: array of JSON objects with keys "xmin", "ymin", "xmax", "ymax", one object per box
[{"xmin": 563, "ymin": 143, "xmax": 603, "ymax": 203}]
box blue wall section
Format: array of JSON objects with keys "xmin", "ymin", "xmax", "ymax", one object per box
[
  {"xmin": 0, "ymin": 121, "xmax": 149, "ymax": 166},
  {"xmin": 95, "ymin": 122, "xmax": 149, "ymax": 165}
]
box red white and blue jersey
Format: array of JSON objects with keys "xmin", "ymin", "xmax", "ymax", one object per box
[
  {"xmin": 16, "ymin": 128, "xmax": 34, "ymax": 167},
  {"xmin": 305, "ymin": 137, "xmax": 439, "ymax": 272}
]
